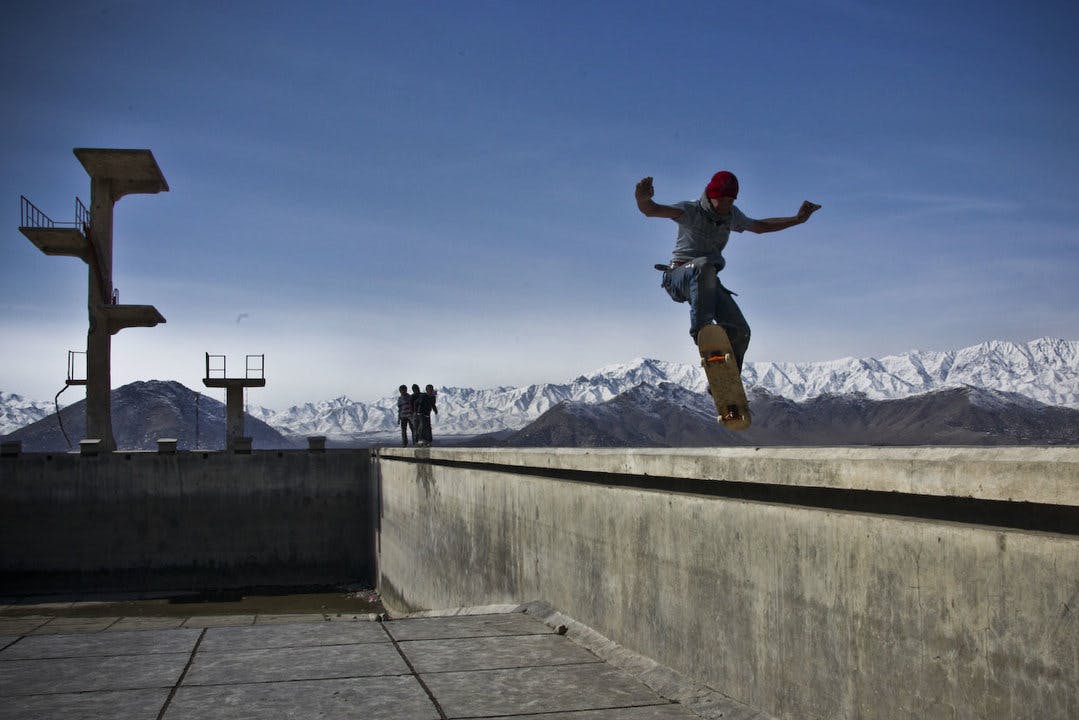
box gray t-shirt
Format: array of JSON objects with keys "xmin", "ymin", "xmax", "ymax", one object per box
[{"xmin": 670, "ymin": 196, "xmax": 755, "ymax": 269}]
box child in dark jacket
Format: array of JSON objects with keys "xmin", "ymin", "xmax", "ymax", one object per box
[
  {"xmin": 397, "ymin": 385, "xmax": 414, "ymax": 447},
  {"xmin": 413, "ymin": 384, "xmax": 438, "ymax": 446}
]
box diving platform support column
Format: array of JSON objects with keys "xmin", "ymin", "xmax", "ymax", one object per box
[
  {"xmin": 18, "ymin": 148, "xmax": 168, "ymax": 452},
  {"xmin": 87, "ymin": 170, "xmax": 114, "ymax": 453},
  {"xmin": 78, "ymin": 149, "xmax": 169, "ymax": 452},
  {"xmin": 203, "ymin": 354, "xmax": 266, "ymax": 450}
]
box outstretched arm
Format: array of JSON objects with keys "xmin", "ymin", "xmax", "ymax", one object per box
[
  {"xmin": 749, "ymin": 201, "xmax": 821, "ymax": 234},
  {"xmin": 635, "ymin": 177, "xmax": 685, "ymax": 220}
]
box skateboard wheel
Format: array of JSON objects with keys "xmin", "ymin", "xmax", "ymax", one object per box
[{"xmin": 706, "ymin": 353, "xmax": 732, "ymax": 365}]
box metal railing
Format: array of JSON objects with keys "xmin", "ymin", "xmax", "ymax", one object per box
[
  {"xmin": 205, "ymin": 353, "xmax": 227, "ymax": 380},
  {"xmin": 75, "ymin": 196, "xmax": 90, "ymax": 233},
  {"xmin": 204, "ymin": 353, "xmax": 265, "ymax": 380},
  {"xmin": 66, "ymin": 350, "xmax": 87, "ymax": 386},
  {"xmin": 19, "ymin": 195, "xmax": 91, "ymax": 229},
  {"xmin": 20, "ymin": 195, "xmax": 54, "ymax": 228},
  {"xmin": 246, "ymin": 354, "xmax": 265, "ymax": 379}
]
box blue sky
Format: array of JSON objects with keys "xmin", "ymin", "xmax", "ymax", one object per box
[{"xmin": 2, "ymin": 1, "xmax": 1077, "ymax": 408}]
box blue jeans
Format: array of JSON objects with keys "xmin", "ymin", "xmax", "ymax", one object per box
[{"xmin": 663, "ymin": 258, "xmax": 751, "ymax": 368}]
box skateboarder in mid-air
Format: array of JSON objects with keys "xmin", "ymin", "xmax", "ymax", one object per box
[
  {"xmin": 635, "ymin": 171, "xmax": 820, "ymax": 369},
  {"xmin": 635, "ymin": 171, "xmax": 820, "ymax": 428}
]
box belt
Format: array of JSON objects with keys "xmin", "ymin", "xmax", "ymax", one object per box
[{"xmin": 653, "ymin": 259, "xmax": 692, "ymax": 272}]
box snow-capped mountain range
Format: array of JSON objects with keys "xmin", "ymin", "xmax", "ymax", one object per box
[
  {"xmin": 0, "ymin": 392, "xmax": 54, "ymax": 437},
  {"xmin": 250, "ymin": 338, "xmax": 1078, "ymax": 439},
  {"xmin": 741, "ymin": 338, "xmax": 1078, "ymax": 407},
  {"xmin": 3, "ymin": 338, "xmax": 1076, "ymax": 440},
  {"xmin": 506, "ymin": 383, "xmax": 1079, "ymax": 448}
]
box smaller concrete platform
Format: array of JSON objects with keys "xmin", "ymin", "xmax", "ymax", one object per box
[
  {"xmin": 0, "ymin": 608, "xmax": 721, "ymax": 719},
  {"xmin": 201, "ymin": 377, "xmax": 266, "ymax": 389},
  {"xmin": 103, "ymin": 304, "xmax": 166, "ymax": 333},
  {"xmin": 18, "ymin": 226, "xmax": 91, "ymax": 262}
]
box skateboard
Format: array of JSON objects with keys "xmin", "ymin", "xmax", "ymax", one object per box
[{"xmin": 697, "ymin": 324, "xmax": 751, "ymax": 430}]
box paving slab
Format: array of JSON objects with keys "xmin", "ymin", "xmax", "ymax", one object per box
[
  {"xmin": 108, "ymin": 616, "xmax": 187, "ymax": 631},
  {"xmin": 402, "ymin": 632, "xmax": 600, "ymax": 673},
  {"xmin": 483, "ymin": 706, "xmax": 701, "ymax": 720},
  {"xmin": 0, "ymin": 618, "xmax": 51, "ymax": 636},
  {"xmin": 163, "ymin": 676, "xmax": 438, "ymax": 720},
  {"xmin": 28, "ymin": 617, "xmax": 118, "ymax": 635},
  {"xmin": 0, "ymin": 687, "xmax": 169, "ymax": 720},
  {"xmin": 10, "ymin": 598, "xmax": 76, "ymax": 610},
  {"xmin": 184, "ymin": 643, "xmax": 408, "ymax": 686},
  {"xmin": 0, "ymin": 652, "xmax": 189, "ymax": 695},
  {"xmin": 1, "ymin": 628, "xmax": 201, "ymax": 660},
  {"xmin": 421, "ymin": 662, "xmax": 668, "ymax": 718},
  {"xmin": 0, "ymin": 611, "xmax": 718, "ymax": 719},
  {"xmin": 200, "ymin": 620, "xmax": 387, "ymax": 652},
  {"xmin": 181, "ymin": 615, "xmax": 255, "ymax": 628},
  {"xmin": 254, "ymin": 613, "xmax": 330, "ymax": 624},
  {"xmin": 384, "ymin": 611, "xmax": 554, "ymax": 641}
]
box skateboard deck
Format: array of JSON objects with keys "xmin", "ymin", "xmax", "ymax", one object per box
[{"xmin": 697, "ymin": 325, "xmax": 751, "ymax": 430}]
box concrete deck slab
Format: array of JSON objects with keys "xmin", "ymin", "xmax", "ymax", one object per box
[
  {"xmin": 1, "ymin": 628, "xmax": 200, "ymax": 659},
  {"xmin": 0, "ymin": 610, "xmax": 715, "ymax": 719},
  {"xmin": 383, "ymin": 611, "xmax": 555, "ymax": 640},
  {"xmin": 13, "ymin": 600, "xmax": 76, "ymax": 610},
  {"xmin": 200, "ymin": 619, "xmax": 387, "ymax": 652},
  {"xmin": 0, "ymin": 618, "xmax": 50, "ymax": 635},
  {"xmin": 165, "ymin": 676, "xmax": 437, "ymax": 720},
  {"xmin": 402, "ymin": 633, "xmax": 601, "ymax": 673},
  {"xmin": 28, "ymin": 617, "xmax": 119, "ymax": 634},
  {"xmin": 181, "ymin": 615, "xmax": 255, "ymax": 628},
  {"xmin": 483, "ymin": 707, "xmax": 701, "ymax": 720},
  {"xmin": 253, "ymin": 612, "xmax": 331, "ymax": 624},
  {"xmin": 0, "ymin": 688, "xmax": 170, "ymax": 720},
  {"xmin": 422, "ymin": 663, "xmax": 669, "ymax": 717},
  {"xmin": 184, "ymin": 643, "xmax": 408, "ymax": 686},
  {"xmin": 108, "ymin": 617, "xmax": 186, "ymax": 631},
  {"xmin": 0, "ymin": 652, "xmax": 189, "ymax": 695},
  {"xmin": 322, "ymin": 613, "xmax": 382, "ymax": 622}
]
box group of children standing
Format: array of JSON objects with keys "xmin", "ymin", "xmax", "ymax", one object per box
[{"xmin": 397, "ymin": 384, "xmax": 438, "ymax": 447}]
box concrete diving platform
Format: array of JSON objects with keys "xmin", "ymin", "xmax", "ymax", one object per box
[
  {"xmin": 102, "ymin": 304, "xmax": 166, "ymax": 334},
  {"xmin": 201, "ymin": 377, "xmax": 266, "ymax": 390},
  {"xmin": 18, "ymin": 226, "xmax": 91, "ymax": 262},
  {"xmin": 74, "ymin": 147, "xmax": 169, "ymax": 197},
  {"xmin": 203, "ymin": 354, "xmax": 267, "ymax": 450}
]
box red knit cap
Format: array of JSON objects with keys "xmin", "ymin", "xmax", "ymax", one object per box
[{"xmin": 705, "ymin": 171, "xmax": 739, "ymax": 199}]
